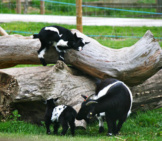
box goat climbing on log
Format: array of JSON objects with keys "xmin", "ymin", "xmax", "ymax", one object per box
[
  {"xmin": 45, "ymin": 98, "xmax": 77, "ymax": 136},
  {"xmin": 33, "ymin": 25, "xmax": 89, "ymax": 65},
  {"xmin": 76, "ymin": 78, "xmax": 133, "ymax": 136}
]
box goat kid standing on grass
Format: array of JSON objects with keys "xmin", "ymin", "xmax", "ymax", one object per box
[
  {"xmin": 45, "ymin": 98, "xmax": 77, "ymax": 136},
  {"xmin": 33, "ymin": 25, "xmax": 89, "ymax": 66},
  {"xmin": 76, "ymin": 78, "xmax": 133, "ymax": 136}
]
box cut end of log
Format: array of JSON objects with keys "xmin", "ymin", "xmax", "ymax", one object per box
[
  {"xmin": 0, "ymin": 27, "xmax": 8, "ymax": 36},
  {"xmin": 0, "ymin": 71, "xmax": 18, "ymax": 118}
]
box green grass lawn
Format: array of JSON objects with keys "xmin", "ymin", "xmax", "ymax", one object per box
[
  {"xmin": 0, "ymin": 108, "xmax": 161, "ymax": 141},
  {"xmin": 1, "ymin": 22, "xmax": 162, "ymax": 49}
]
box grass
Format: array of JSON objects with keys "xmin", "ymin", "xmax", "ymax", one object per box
[
  {"xmin": 0, "ymin": 108, "xmax": 161, "ymax": 141},
  {"xmin": 1, "ymin": 22, "xmax": 162, "ymax": 49}
]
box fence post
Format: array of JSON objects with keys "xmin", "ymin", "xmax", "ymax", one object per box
[
  {"xmin": 76, "ymin": 0, "xmax": 83, "ymax": 33},
  {"xmin": 16, "ymin": 0, "xmax": 21, "ymax": 14},
  {"xmin": 40, "ymin": 0, "xmax": 45, "ymax": 14},
  {"xmin": 156, "ymin": 0, "xmax": 162, "ymax": 13}
]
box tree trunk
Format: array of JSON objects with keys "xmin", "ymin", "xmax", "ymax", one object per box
[{"xmin": 0, "ymin": 30, "xmax": 161, "ymax": 86}]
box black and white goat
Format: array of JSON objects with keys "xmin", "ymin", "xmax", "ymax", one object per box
[
  {"xmin": 33, "ymin": 25, "xmax": 89, "ymax": 66},
  {"xmin": 45, "ymin": 98, "xmax": 77, "ymax": 136},
  {"xmin": 76, "ymin": 78, "xmax": 133, "ymax": 136}
]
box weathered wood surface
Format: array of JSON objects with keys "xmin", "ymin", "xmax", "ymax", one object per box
[
  {"xmin": 0, "ymin": 61, "xmax": 94, "ymax": 126},
  {"xmin": 131, "ymin": 69, "xmax": 162, "ymax": 111},
  {"xmin": 0, "ymin": 61, "xmax": 161, "ymax": 125},
  {"xmin": 0, "ymin": 30, "xmax": 161, "ymax": 86}
]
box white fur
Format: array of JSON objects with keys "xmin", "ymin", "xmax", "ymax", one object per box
[
  {"xmin": 94, "ymin": 81, "xmax": 120, "ymax": 100},
  {"xmin": 38, "ymin": 48, "xmax": 46, "ymax": 58},
  {"xmin": 97, "ymin": 116, "xmax": 104, "ymax": 127},
  {"xmin": 45, "ymin": 27, "xmax": 62, "ymax": 37},
  {"xmin": 78, "ymin": 46, "xmax": 83, "ymax": 51},
  {"xmin": 59, "ymin": 55, "xmax": 64, "ymax": 60},
  {"xmin": 57, "ymin": 39, "xmax": 68, "ymax": 46},
  {"xmin": 121, "ymin": 82, "xmax": 133, "ymax": 117},
  {"xmin": 51, "ymin": 105, "xmax": 67, "ymax": 122},
  {"xmin": 94, "ymin": 81, "xmax": 133, "ymax": 117}
]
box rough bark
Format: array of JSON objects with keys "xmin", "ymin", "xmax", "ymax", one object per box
[
  {"xmin": 131, "ymin": 69, "xmax": 162, "ymax": 112},
  {"xmin": 0, "ymin": 27, "xmax": 8, "ymax": 36},
  {"xmin": 0, "ymin": 30, "xmax": 161, "ymax": 86}
]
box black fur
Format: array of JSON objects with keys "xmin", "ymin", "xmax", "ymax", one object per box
[
  {"xmin": 33, "ymin": 25, "xmax": 89, "ymax": 66},
  {"xmin": 76, "ymin": 78, "xmax": 133, "ymax": 136},
  {"xmin": 45, "ymin": 98, "xmax": 77, "ymax": 136}
]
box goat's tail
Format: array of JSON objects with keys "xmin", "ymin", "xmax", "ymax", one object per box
[{"xmin": 33, "ymin": 34, "xmax": 39, "ymax": 39}]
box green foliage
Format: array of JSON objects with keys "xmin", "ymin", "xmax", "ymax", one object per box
[{"xmin": 0, "ymin": 0, "xmax": 160, "ymax": 18}]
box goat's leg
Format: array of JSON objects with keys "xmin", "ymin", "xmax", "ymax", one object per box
[
  {"xmin": 60, "ymin": 119, "xmax": 69, "ymax": 136},
  {"xmin": 112, "ymin": 120, "xmax": 117, "ymax": 135},
  {"xmin": 97, "ymin": 116, "xmax": 104, "ymax": 133},
  {"xmin": 45, "ymin": 120, "xmax": 52, "ymax": 135},
  {"xmin": 69, "ymin": 120, "xmax": 75, "ymax": 136},
  {"xmin": 58, "ymin": 51, "xmax": 65, "ymax": 62},
  {"xmin": 53, "ymin": 121, "xmax": 60, "ymax": 135},
  {"xmin": 37, "ymin": 46, "xmax": 47, "ymax": 66},
  {"xmin": 105, "ymin": 116, "xmax": 113, "ymax": 136},
  {"xmin": 55, "ymin": 45, "xmax": 65, "ymax": 62},
  {"xmin": 116, "ymin": 115, "xmax": 127, "ymax": 134}
]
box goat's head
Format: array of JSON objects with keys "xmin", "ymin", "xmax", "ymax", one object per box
[
  {"xmin": 73, "ymin": 33, "xmax": 89, "ymax": 51},
  {"xmin": 45, "ymin": 97, "xmax": 59, "ymax": 108},
  {"xmin": 76, "ymin": 95, "xmax": 98, "ymax": 121}
]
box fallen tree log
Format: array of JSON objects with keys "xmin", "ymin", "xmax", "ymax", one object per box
[
  {"xmin": 131, "ymin": 69, "xmax": 162, "ymax": 111},
  {"xmin": 0, "ymin": 61, "xmax": 95, "ymax": 127},
  {"xmin": 0, "ymin": 61, "xmax": 161, "ymax": 126},
  {"xmin": 0, "ymin": 30, "xmax": 161, "ymax": 86}
]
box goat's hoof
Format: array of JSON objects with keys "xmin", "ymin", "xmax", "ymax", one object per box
[
  {"xmin": 99, "ymin": 127, "xmax": 104, "ymax": 133},
  {"xmin": 107, "ymin": 133, "xmax": 113, "ymax": 136},
  {"xmin": 60, "ymin": 132, "xmax": 66, "ymax": 136}
]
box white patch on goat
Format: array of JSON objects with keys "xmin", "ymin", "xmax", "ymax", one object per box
[
  {"xmin": 59, "ymin": 55, "xmax": 64, "ymax": 60},
  {"xmin": 82, "ymin": 39, "xmax": 86, "ymax": 44},
  {"xmin": 57, "ymin": 39, "xmax": 68, "ymax": 47},
  {"xmin": 45, "ymin": 27, "xmax": 62, "ymax": 37},
  {"xmin": 97, "ymin": 116, "xmax": 104, "ymax": 127},
  {"xmin": 51, "ymin": 105, "xmax": 67, "ymax": 122},
  {"xmin": 38, "ymin": 48, "xmax": 46, "ymax": 58},
  {"xmin": 121, "ymin": 83, "xmax": 133, "ymax": 117},
  {"xmin": 78, "ymin": 46, "xmax": 83, "ymax": 51},
  {"xmin": 99, "ymin": 112, "xmax": 105, "ymax": 117},
  {"xmin": 95, "ymin": 81, "xmax": 133, "ymax": 117},
  {"xmin": 94, "ymin": 81, "xmax": 120, "ymax": 100}
]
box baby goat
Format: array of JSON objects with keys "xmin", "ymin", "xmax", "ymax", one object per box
[
  {"xmin": 45, "ymin": 98, "xmax": 77, "ymax": 136},
  {"xmin": 33, "ymin": 25, "xmax": 89, "ymax": 66},
  {"xmin": 76, "ymin": 78, "xmax": 133, "ymax": 136}
]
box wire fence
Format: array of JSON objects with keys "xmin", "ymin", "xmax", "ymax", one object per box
[{"xmin": 0, "ymin": 0, "xmax": 162, "ymax": 48}]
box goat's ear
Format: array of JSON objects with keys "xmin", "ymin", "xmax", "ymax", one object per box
[
  {"xmin": 82, "ymin": 39, "xmax": 90, "ymax": 45},
  {"xmin": 81, "ymin": 95, "xmax": 88, "ymax": 100},
  {"xmin": 85, "ymin": 41, "xmax": 90, "ymax": 45},
  {"xmin": 86, "ymin": 101, "xmax": 98, "ymax": 106},
  {"xmin": 53, "ymin": 97, "xmax": 60, "ymax": 102},
  {"xmin": 74, "ymin": 33, "xmax": 78, "ymax": 38}
]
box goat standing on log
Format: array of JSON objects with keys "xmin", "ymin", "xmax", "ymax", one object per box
[
  {"xmin": 76, "ymin": 78, "xmax": 133, "ymax": 136},
  {"xmin": 33, "ymin": 25, "xmax": 89, "ymax": 66},
  {"xmin": 45, "ymin": 98, "xmax": 77, "ymax": 136}
]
